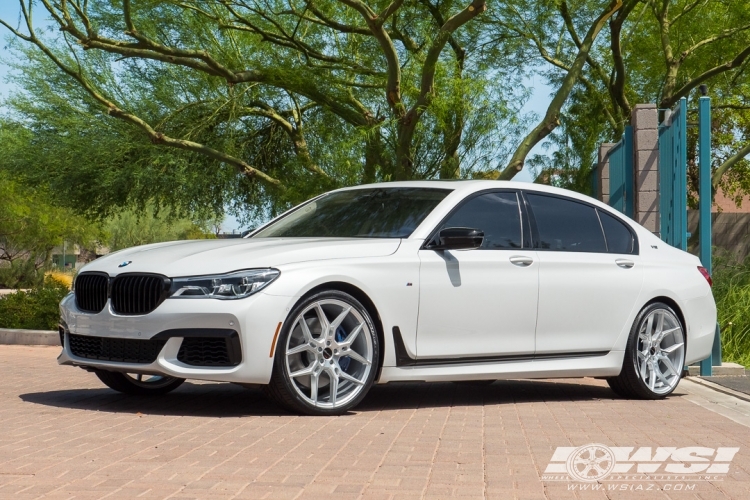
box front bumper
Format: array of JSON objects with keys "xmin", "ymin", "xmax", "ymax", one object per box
[{"xmin": 58, "ymin": 291, "xmax": 295, "ymax": 384}]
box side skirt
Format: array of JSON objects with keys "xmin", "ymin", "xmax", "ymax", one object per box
[{"xmin": 391, "ymin": 326, "xmax": 609, "ymax": 367}]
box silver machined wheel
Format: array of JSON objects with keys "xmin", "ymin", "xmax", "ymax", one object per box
[
  {"xmin": 284, "ymin": 298, "xmax": 374, "ymax": 410},
  {"xmin": 635, "ymin": 308, "xmax": 685, "ymax": 395}
]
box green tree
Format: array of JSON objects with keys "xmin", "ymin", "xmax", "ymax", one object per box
[
  {"xmin": 104, "ymin": 206, "xmax": 218, "ymax": 251},
  {"xmin": 0, "ymin": 0, "xmax": 526, "ymax": 221},
  {"xmin": 0, "ymin": 171, "xmax": 100, "ymax": 287}
]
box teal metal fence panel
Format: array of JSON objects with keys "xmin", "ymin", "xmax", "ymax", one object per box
[
  {"xmin": 606, "ymin": 126, "xmax": 634, "ymax": 217},
  {"xmin": 697, "ymin": 96, "xmax": 719, "ymax": 376},
  {"xmin": 658, "ymin": 98, "xmax": 688, "ymax": 250}
]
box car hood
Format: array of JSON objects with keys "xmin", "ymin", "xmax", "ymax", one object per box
[{"xmin": 80, "ymin": 238, "xmax": 402, "ymax": 277}]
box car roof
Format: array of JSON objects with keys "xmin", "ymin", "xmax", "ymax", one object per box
[
  {"xmin": 335, "ymin": 180, "xmax": 646, "ymax": 240},
  {"xmin": 337, "ymin": 180, "xmax": 598, "ymax": 204}
]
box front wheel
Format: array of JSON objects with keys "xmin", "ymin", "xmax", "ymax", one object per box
[
  {"xmin": 606, "ymin": 302, "xmax": 685, "ymax": 399},
  {"xmin": 265, "ymin": 290, "xmax": 380, "ymax": 415},
  {"xmin": 95, "ymin": 370, "xmax": 185, "ymax": 395}
]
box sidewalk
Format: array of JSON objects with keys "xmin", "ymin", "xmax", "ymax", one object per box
[{"xmin": 1, "ymin": 345, "xmax": 749, "ymax": 499}]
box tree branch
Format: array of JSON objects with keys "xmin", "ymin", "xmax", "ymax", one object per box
[
  {"xmin": 338, "ymin": 0, "xmax": 405, "ymax": 117},
  {"xmin": 664, "ymin": 43, "xmax": 750, "ymax": 108},
  {"xmin": 712, "ymin": 142, "xmax": 750, "ymax": 187},
  {"xmin": 499, "ymin": 0, "xmax": 623, "ymax": 180}
]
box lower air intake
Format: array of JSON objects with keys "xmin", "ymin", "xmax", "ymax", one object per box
[
  {"xmin": 69, "ymin": 334, "xmax": 166, "ymax": 364},
  {"xmin": 177, "ymin": 335, "xmax": 242, "ymax": 367}
]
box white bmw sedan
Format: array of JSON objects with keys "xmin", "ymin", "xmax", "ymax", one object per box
[{"xmin": 59, "ymin": 181, "xmax": 716, "ymax": 415}]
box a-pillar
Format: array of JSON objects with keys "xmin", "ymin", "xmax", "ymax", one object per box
[{"xmin": 632, "ymin": 104, "xmax": 660, "ymax": 235}]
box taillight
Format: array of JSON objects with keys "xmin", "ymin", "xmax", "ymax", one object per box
[{"xmin": 698, "ymin": 266, "xmax": 712, "ymax": 287}]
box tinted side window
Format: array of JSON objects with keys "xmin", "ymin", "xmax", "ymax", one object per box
[
  {"xmin": 526, "ymin": 194, "xmax": 606, "ymax": 252},
  {"xmin": 598, "ymin": 209, "xmax": 635, "ymax": 254},
  {"xmin": 440, "ymin": 192, "xmax": 522, "ymax": 249}
]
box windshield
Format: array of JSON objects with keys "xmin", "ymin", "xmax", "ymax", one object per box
[{"xmin": 253, "ymin": 187, "xmax": 451, "ymax": 238}]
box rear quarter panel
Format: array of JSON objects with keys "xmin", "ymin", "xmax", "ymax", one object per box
[{"xmin": 614, "ymin": 229, "xmax": 716, "ymax": 365}]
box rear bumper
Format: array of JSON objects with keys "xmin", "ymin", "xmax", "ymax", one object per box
[
  {"xmin": 58, "ymin": 291, "xmax": 295, "ymax": 384},
  {"xmin": 683, "ymin": 290, "xmax": 718, "ymax": 366}
]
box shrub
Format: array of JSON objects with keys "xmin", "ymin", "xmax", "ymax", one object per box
[
  {"xmin": 0, "ymin": 275, "xmax": 70, "ymax": 330},
  {"xmin": 712, "ymin": 255, "xmax": 750, "ymax": 368},
  {"xmin": 0, "ymin": 259, "xmax": 45, "ymax": 289}
]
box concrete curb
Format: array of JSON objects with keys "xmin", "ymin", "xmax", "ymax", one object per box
[
  {"xmin": 687, "ymin": 362, "xmax": 746, "ymax": 376},
  {"xmin": 686, "ymin": 376, "xmax": 750, "ymax": 404},
  {"xmin": 0, "ymin": 328, "xmax": 60, "ymax": 346}
]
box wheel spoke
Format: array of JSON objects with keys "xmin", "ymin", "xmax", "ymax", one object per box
[
  {"xmin": 648, "ymin": 365, "xmax": 656, "ymax": 391},
  {"xmin": 659, "ymin": 355, "xmax": 679, "ymax": 376},
  {"xmin": 310, "ymin": 371, "xmax": 319, "ymax": 404},
  {"xmin": 656, "ymin": 311, "xmax": 665, "ymax": 339},
  {"xmin": 290, "ymin": 364, "xmax": 315, "ymax": 378},
  {"xmin": 655, "ymin": 326, "xmax": 680, "ymax": 344},
  {"xmin": 314, "ymin": 304, "xmax": 330, "ymax": 332},
  {"xmin": 340, "ymin": 323, "xmax": 363, "ymax": 347},
  {"xmin": 339, "ymin": 369, "xmax": 364, "ymax": 386},
  {"xmin": 656, "ymin": 369, "xmax": 670, "ymax": 386},
  {"xmin": 287, "ymin": 343, "xmax": 312, "ymax": 356},
  {"xmin": 328, "ymin": 371, "xmax": 338, "ymax": 405},
  {"xmin": 661, "ymin": 342, "xmax": 684, "ymax": 354},
  {"xmin": 345, "ymin": 349, "xmax": 371, "ymax": 366},
  {"xmin": 330, "ymin": 307, "xmax": 351, "ymax": 330},
  {"xmin": 639, "ymin": 357, "xmax": 648, "ymax": 380},
  {"xmin": 299, "ymin": 317, "xmax": 315, "ymax": 343},
  {"xmin": 644, "ymin": 314, "xmax": 654, "ymax": 341}
]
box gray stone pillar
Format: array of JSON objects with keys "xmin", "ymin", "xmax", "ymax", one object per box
[
  {"xmin": 632, "ymin": 104, "xmax": 660, "ymax": 235},
  {"xmin": 597, "ymin": 143, "xmax": 615, "ymax": 204}
]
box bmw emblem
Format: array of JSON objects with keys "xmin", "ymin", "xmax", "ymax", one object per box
[{"xmin": 118, "ymin": 261, "xmax": 132, "ymax": 268}]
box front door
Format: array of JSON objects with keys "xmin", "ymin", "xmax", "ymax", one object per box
[{"xmin": 416, "ymin": 191, "xmax": 539, "ymax": 359}]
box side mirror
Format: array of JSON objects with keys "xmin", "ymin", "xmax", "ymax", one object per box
[{"xmin": 431, "ymin": 227, "xmax": 484, "ymax": 250}]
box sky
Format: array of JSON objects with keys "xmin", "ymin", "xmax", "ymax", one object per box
[{"xmin": 0, "ymin": 3, "xmax": 552, "ymax": 231}]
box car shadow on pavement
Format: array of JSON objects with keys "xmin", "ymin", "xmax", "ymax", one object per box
[{"xmin": 18, "ymin": 378, "xmax": 649, "ymax": 417}]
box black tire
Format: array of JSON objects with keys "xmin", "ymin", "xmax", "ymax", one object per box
[
  {"xmin": 606, "ymin": 302, "xmax": 685, "ymax": 399},
  {"xmin": 95, "ymin": 370, "xmax": 185, "ymax": 395},
  {"xmin": 265, "ymin": 290, "xmax": 380, "ymax": 416}
]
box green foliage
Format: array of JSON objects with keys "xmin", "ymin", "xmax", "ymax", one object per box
[
  {"xmin": 2, "ymin": 0, "xmax": 750, "ymax": 207},
  {"xmin": 104, "ymin": 207, "xmax": 218, "ymax": 252},
  {"xmin": 0, "ymin": 275, "xmax": 70, "ymax": 330},
  {"xmin": 712, "ymin": 254, "xmax": 750, "ymax": 368},
  {"xmin": 0, "ymin": 259, "xmax": 44, "ymax": 290},
  {"xmin": 0, "ymin": 167, "xmax": 101, "ymax": 287},
  {"xmin": 0, "ymin": 0, "xmax": 523, "ymax": 222}
]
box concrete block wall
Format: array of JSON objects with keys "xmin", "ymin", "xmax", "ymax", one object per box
[
  {"xmin": 596, "ymin": 143, "xmax": 615, "ymax": 205},
  {"xmin": 632, "ymin": 104, "xmax": 660, "ymax": 235}
]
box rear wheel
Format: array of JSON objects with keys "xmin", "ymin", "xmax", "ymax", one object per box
[
  {"xmin": 606, "ymin": 302, "xmax": 685, "ymax": 399},
  {"xmin": 95, "ymin": 370, "xmax": 185, "ymax": 395},
  {"xmin": 265, "ymin": 290, "xmax": 380, "ymax": 415}
]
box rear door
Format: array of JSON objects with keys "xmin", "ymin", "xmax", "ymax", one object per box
[{"xmin": 524, "ymin": 192, "xmax": 644, "ymax": 355}]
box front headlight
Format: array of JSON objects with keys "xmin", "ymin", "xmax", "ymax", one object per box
[{"xmin": 169, "ymin": 269, "xmax": 280, "ymax": 300}]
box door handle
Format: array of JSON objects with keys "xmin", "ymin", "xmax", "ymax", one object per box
[
  {"xmin": 510, "ymin": 256, "xmax": 534, "ymax": 267},
  {"xmin": 616, "ymin": 259, "xmax": 635, "ymax": 269}
]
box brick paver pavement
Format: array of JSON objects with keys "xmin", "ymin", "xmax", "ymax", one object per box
[{"xmin": 1, "ymin": 345, "xmax": 749, "ymax": 499}]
